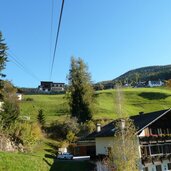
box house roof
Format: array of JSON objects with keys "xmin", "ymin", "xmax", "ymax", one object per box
[{"xmin": 86, "ymin": 108, "xmax": 171, "ymax": 140}]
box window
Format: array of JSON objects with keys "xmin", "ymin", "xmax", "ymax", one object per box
[
  {"xmin": 165, "ymin": 145, "xmax": 171, "ymax": 154},
  {"xmin": 141, "ymin": 146, "xmax": 150, "ymax": 157},
  {"xmin": 151, "ymin": 128, "xmax": 158, "ymax": 135},
  {"xmin": 168, "ymin": 163, "xmax": 171, "ymax": 170},
  {"xmin": 161, "ymin": 128, "xmax": 166, "ymax": 134},
  {"xmin": 151, "ymin": 146, "xmax": 159, "ymax": 155},
  {"xmin": 150, "ymin": 145, "xmax": 163, "ymax": 155},
  {"xmin": 168, "ymin": 128, "xmax": 171, "ymax": 134},
  {"xmin": 143, "ymin": 167, "xmax": 148, "ymax": 171},
  {"xmin": 157, "ymin": 128, "xmax": 162, "ymax": 135},
  {"xmin": 156, "ymin": 165, "xmax": 162, "ymax": 171}
]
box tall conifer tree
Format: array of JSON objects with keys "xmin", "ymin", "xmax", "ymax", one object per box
[
  {"xmin": 0, "ymin": 32, "xmax": 8, "ymax": 78},
  {"xmin": 67, "ymin": 57, "xmax": 95, "ymax": 123}
]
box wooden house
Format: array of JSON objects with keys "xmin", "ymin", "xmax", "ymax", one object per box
[{"xmin": 84, "ymin": 109, "xmax": 171, "ymax": 171}]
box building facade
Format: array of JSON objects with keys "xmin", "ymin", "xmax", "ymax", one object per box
[
  {"xmin": 38, "ymin": 81, "xmax": 65, "ymax": 93},
  {"xmin": 85, "ymin": 109, "xmax": 171, "ymax": 171},
  {"xmin": 148, "ymin": 81, "xmax": 164, "ymax": 87}
]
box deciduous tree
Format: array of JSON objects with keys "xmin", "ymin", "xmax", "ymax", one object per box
[{"xmin": 108, "ymin": 118, "xmax": 139, "ymax": 171}]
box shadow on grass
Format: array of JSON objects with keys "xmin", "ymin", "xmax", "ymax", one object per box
[
  {"xmin": 44, "ymin": 142, "xmax": 58, "ymax": 156},
  {"xmin": 138, "ymin": 92, "xmax": 170, "ymax": 100},
  {"xmin": 43, "ymin": 157, "xmax": 95, "ymax": 171},
  {"xmin": 50, "ymin": 160, "xmax": 95, "ymax": 171},
  {"xmin": 43, "ymin": 141, "xmax": 95, "ymax": 171}
]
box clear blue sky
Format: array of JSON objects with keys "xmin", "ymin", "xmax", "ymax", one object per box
[{"xmin": 1, "ymin": 0, "xmax": 171, "ymax": 88}]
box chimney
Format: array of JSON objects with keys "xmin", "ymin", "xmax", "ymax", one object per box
[
  {"xmin": 96, "ymin": 123, "xmax": 101, "ymax": 132},
  {"xmin": 139, "ymin": 111, "xmax": 144, "ymax": 115},
  {"xmin": 120, "ymin": 119, "xmax": 125, "ymax": 130}
]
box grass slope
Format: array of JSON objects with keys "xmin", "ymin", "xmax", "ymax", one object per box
[
  {"xmin": 0, "ymin": 152, "xmax": 51, "ymax": 171},
  {"xmin": 20, "ymin": 94, "xmax": 68, "ymax": 122},
  {"xmin": 3, "ymin": 87, "xmax": 171, "ymax": 171},
  {"xmin": 95, "ymin": 87, "xmax": 171, "ymax": 119},
  {"xmin": 20, "ymin": 87, "xmax": 171, "ymax": 122}
]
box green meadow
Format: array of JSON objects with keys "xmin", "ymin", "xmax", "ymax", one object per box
[
  {"xmin": 2, "ymin": 87, "xmax": 171, "ymax": 171},
  {"xmin": 20, "ymin": 94, "xmax": 68, "ymax": 122},
  {"xmin": 20, "ymin": 87, "xmax": 171, "ymax": 122},
  {"xmin": 0, "ymin": 152, "xmax": 51, "ymax": 171}
]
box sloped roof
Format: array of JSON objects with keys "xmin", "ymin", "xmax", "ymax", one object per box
[{"xmin": 86, "ymin": 109, "xmax": 171, "ymax": 140}]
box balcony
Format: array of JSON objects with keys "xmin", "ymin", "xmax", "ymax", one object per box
[
  {"xmin": 142, "ymin": 154, "xmax": 171, "ymax": 165},
  {"xmin": 139, "ymin": 135, "xmax": 171, "ymax": 144}
]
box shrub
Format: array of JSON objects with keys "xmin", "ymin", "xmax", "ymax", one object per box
[
  {"xmin": 37, "ymin": 109, "xmax": 45, "ymax": 127},
  {"xmin": 9, "ymin": 121, "xmax": 42, "ymax": 149},
  {"xmin": 25, "ymin": 97, "xmax": 34, "ymax": 101},
  {"xmin": 46, "ymin": 117, "xmax": 79, "ymax": 140}
]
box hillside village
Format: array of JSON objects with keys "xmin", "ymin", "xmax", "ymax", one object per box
[
  {"xmin": 1, "ymin": 1, "xmax": 171, "ymax": 171},
  {"xmin": 2, "ymin": 75, "xmax": 171, "ymax": 171}
]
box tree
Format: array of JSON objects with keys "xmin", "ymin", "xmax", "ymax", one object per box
[
  {"xmin": 0, "ymin": 32, "xmax": 8, "ymax": 78},
  {"xmin": 166, "ymin": 79, "xmax": 171, "ymax": 88},
  {"xmin": 37, "ymin": 109, "xmax": 45, "ymax": 127},
  {"xmin": 0, "ymin": 32, "xmax": 8, "ymax": 100},
  {"xmin": 47, "ymin": 117, "xmax": 79, "ymax": 140},
  {"xmin": 67, "ymin": 57, "xmax": 95, "ymax": 123},
  {"xmin": 108, "ymin": 119, "xmax": 139, "ymax": 171},
  {"xmin": 106, "ymin": 85, "xmax": 139, "ymax": 171},
  {"xmin": 0, "ymin": 81, "xmax": 20, "ymax": 128}
]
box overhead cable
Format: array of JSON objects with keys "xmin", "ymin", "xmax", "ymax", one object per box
[
  {"xmin": 49, "ymin": 0, "xmax": 65, "ymax": 80},
  {"xmin": 49, "ymin": 0, "xmax": 54, "ymax": 66},
  {"xmin": 7, "ymin": 51, "xmax": 40, "ymax": 81}
]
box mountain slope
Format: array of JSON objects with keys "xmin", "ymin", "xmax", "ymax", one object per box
[{"xmin": 114, "ymin": 65, "xmax": 171, "ymax": 84}]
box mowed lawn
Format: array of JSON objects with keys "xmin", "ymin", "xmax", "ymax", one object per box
[
  {"xmin": 20, "ymin": 87, "xmax": 171, "ymax": 122},
  {"xmin": 0, "ymin": 152, "xmax": 51, "ymax": 171}
]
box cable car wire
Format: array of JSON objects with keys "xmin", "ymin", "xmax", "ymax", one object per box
[
  {"xmin": 49, "ymin": 0, "xmax": 65, "ymax": 80},
  {"xmin": 7, "ymin": 51, "xmax": 40, "ymax": 81}
]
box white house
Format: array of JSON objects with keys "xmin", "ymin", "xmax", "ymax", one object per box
[
  {"xmin": 0, "ymin": 101, "xmax": 4, "ymax": 111},
  {"xmin": 16, "ymin": 93, "xmax": 23, "ymax": 101},
  {"xmin": 148, "ymin": 81, "xmax": 164, "ymax": 87},
  {"xmin": 85, "ymin": 109, "xmax": 171, "ymax": 171},
  {"xmin": 38, "ymin": 81, "xmax": 65, "ymax": 93}
]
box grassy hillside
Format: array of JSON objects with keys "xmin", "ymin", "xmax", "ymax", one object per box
[
  {"xmin": 20, "ymin": 94, "xmax": 68, "ymax": 122},
  {"xmin": 20, "ymin": 87, "xmax": 171, "ymax": 122},
  {"xmin": 0, "ymin": 152, "xmax": 51, "ymax": 171},
  {"xmin": 95, "ymin": 87, "xmax": 171, "ymax": 119},
  {"xmin": 3, "ymin": 87, "xmax": 171, "ymax": 171},
  {"xmin": 99, "ymin": 64, "xmax": 171, "ymax": 86}
]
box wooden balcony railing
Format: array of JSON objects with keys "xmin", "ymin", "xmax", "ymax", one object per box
[
  {"xmin": 139, "ymin": 135, "xmax": 171, "ymax": 144},
  {"xmin": 141, "ymin": 154, "xmax": 171, "ymax": 164}
]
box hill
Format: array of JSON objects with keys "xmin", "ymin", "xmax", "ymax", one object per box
[
  {"xmin": 97, "ymin": 65, "xmax": 171, "ymax": 87},
  {"xmin": 114, "ymin": 64, "xmax": 171, "ymax": 83},
  {"xmin": 20, "ymin": 87, "xmax": 171, "ymax": 121}
]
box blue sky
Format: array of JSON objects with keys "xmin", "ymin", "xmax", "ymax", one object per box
[{"xmin": 1, "ymin": 0, "xmax": 171, "ymax": 87}]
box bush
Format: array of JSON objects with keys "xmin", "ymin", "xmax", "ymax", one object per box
[
  {"xmin": 79, "ymin": 120, "xmax": 96, "ymax": 137},
  {"xmin": 46, "ymin": 117, "xmax": 79, "ymax": 141},
  {"xmin": 9, "ymin": 121, "xmax": 42, "ymax": 149},
  {"xmin": 25, "ymin": 97, "xmax": 34, "ymax": 101}
]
